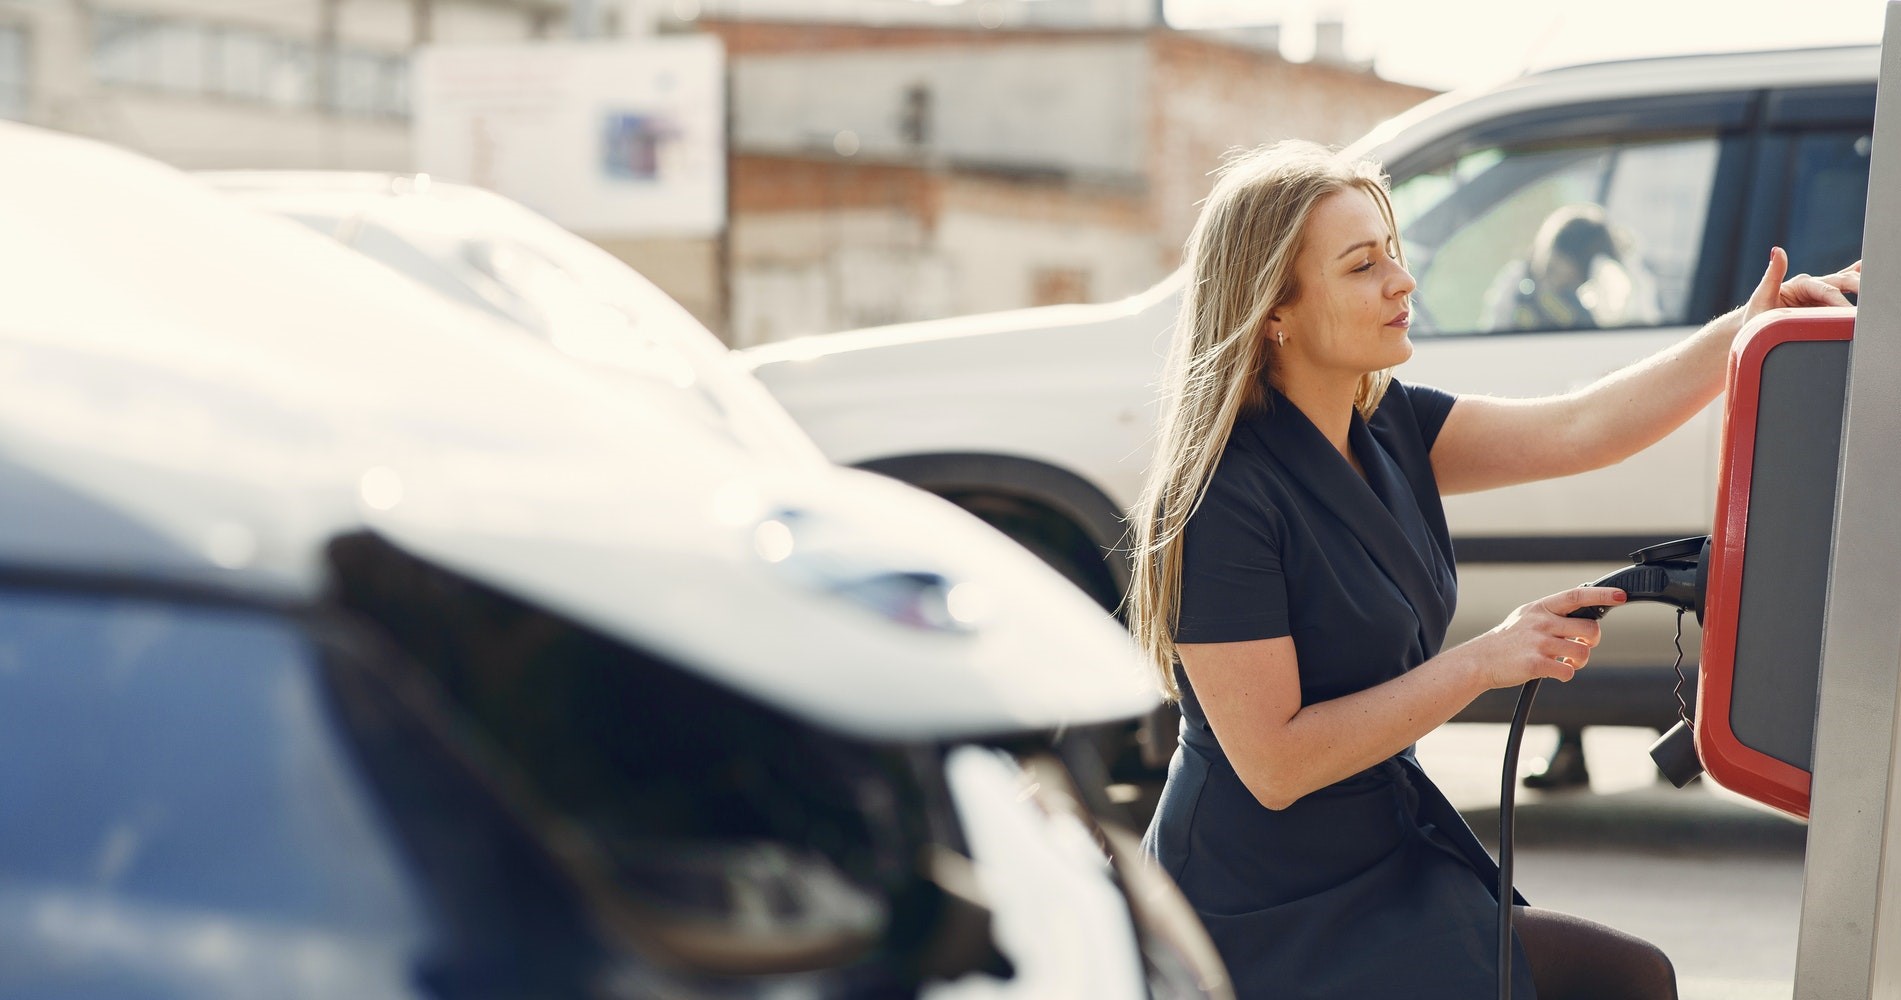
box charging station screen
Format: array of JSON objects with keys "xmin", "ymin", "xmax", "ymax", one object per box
[{"xmin": 1729, "ymin": 339, "xmax": 1850, "ymax": 770}]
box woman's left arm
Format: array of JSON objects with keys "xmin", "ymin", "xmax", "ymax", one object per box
[{"xmin": 1431, "ymin": 248, "xmax": 1862, "ymax": 495}]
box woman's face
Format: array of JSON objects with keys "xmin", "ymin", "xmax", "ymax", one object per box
[{"xmin": 1270, "ymin": 189, "xmax": 1417, "ymax": 384}]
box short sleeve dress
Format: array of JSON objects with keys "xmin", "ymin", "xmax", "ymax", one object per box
[{"xmin": 1140, "ymin": 379, "xmax": 1537, "ymax": 999}]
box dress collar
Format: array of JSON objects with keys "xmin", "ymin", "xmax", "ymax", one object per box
[{"xmin": 1237, "ymin": 388, "xmax": 1451, "ymax": 650}]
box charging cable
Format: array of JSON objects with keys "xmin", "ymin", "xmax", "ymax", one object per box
[
  {"xmin": 1497, "ymin": 679, "xmax": 1540, "ymax": 1000},
  {"xmin": 1494, "ymin": 536, "xmax": 1708, "ymax": 999}
]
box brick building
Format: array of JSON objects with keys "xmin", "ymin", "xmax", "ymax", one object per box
[
  {"xmin": 688, "ymin": 12, "xmax": 1435, "ymax": 345},
  {"xmin": 0, "ymin": 0, "xmax": 1436, "ymax": 346}
]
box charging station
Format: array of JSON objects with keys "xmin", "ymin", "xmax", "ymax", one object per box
[
  {"xmin": 1511, "ymin": 7, "xmax": 1901, "ymax": 993},
  {"xmin": 1695, "ymin": 309, "xmax": 1854, "ymax": 821},
  {"xmin": 1792, "ymin": 7, "xmax": 1901, "ymax": 992},
  {"xmin": 1710, "ymin": 4, "xmax": 1901, "ymax": 993}
]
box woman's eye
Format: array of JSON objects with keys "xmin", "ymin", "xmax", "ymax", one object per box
[{"xmin": 1353, "ymin": 260, "xmax": 1376, "ymax": 273}]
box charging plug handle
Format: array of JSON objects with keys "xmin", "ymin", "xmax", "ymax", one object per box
[{"xmin": 1565, "ymin": 536, "xmax": 1709, "ymax": 622}]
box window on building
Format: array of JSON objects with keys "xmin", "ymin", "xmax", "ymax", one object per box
[
  {"xmin": 0, "ymin": 24, "xmax": 26, "ymax": 121},
  {"xmin": 213, "ymin": 28, "xmax": 274, "ymax": 102},
  {"xmin": 93, "ymin": 11, "xmax": 154, "ymax": 87},
  {"xmin": 262, "ymin": 38, "xmax": 317, "ymax": 109},
  {"xmin": 92, "ymin": 10, "xmax": 403, "ymax": 119},
  {"xmin": 1389, "ymin": 135, "xmax": 1721, "ymax": 335},
  {"xmin": 899, "ymin": 83, "xmax": 931, "ymax": 146},
  {"xmin": 330, "ymin": 48, "xmax": 410, "ymax": 119},
  {"xmin": 151, "ymin": 20, "xmax": 210, "ymax": 93}
]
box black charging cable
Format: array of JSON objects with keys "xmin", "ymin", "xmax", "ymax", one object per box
[
  {"xmin": 1494, "ymin": 539, "xmax": 1707, "ymax": 1000},
  {"xmin": 1497, "ymin": 677, "xmax": 1540, "ymax": 1000},
  {"xmin": 1499, "ymin": 608, "xmax": 1610, "ymax": 998}
]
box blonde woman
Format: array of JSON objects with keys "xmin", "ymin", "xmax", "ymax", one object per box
[{"xmin": 1130, "ymin": 140, "xmax": 1859, "ymax": 999}]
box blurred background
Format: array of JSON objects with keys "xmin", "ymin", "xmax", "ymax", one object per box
[
  {"xmin": 3, "ymin": 0, "xmax": 1870, "ymax": 352},
  {"xmin": 0, "ymin": 3, "xmax": 1890, "ymax": 998}
]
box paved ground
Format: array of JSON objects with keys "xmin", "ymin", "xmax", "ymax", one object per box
[
  {"xmin": 1115, "ymin": 723, "xmax": 1813, "ymax": 997},
  {"xmin": 1418, "ymin": 723, "xmax": 1807, "ymax": 1000}
]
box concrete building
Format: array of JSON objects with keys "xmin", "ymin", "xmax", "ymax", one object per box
[
  {"xmin": 685, "ymin": 0, "xmax": 1158, "ymax": 30},
  {"xmin": 698, "ymin": 14, "xmax": 1435, "ymax": 345},
  {"xmin": 0, "ymin": 0, "xmax": 562, "ymax": 170},
  {"xmin": 0, "ymin": 0, "xmax": 1435, "ymax": 347}
]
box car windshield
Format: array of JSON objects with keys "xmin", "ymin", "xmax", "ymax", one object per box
[
  {"xmin": 0, "ymin": 585, "xmax": 623, "ymax": 995},
  {"xmin": 0, "ymin": 589, "xmax": 432, "ymax": 995}
]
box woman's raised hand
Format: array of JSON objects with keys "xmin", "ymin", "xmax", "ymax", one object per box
[
  {"xmin": 1454, "ymin": 586, "xmax": 1627, "ymax": 690},
  {"xmin": 1743, "ymin": 248, "xmax": 1860, "ymax": 327}
]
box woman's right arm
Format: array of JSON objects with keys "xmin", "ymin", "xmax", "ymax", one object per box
[{"xmin": 1178, "ymin": 585, "xmax": 1626, "ymax": 810}]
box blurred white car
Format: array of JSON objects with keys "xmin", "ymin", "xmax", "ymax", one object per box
[
  {"xmin": 3, "ymin": 125, "xmax": 1227, "ymax": 998},
  {"xmin": 199, "ymin": 169, "xmax": 821, "ymax": 469},
  {"xmin": 742, "ymin": 45, "xmax": 1878, "ymax": 771}
]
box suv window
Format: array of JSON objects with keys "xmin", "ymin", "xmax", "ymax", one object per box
[
  {"xmin": 1391, "ymin": 134, "xmax": 1722, "ymax": 336},
  {"xmin": 1785, "ymin": 127, "xmax": 1871, "ymax": 276}
]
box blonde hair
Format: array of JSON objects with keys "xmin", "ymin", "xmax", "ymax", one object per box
[{"xmin": 1129, "ymin": 140, "xmax": 1403, "ymax": 701}]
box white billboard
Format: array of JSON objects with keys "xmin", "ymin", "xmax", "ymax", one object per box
[{"xmin": 414, "ymin": 37, "xmax": 725, "ymax": 238}]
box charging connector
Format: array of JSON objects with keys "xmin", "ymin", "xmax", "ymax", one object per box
[{"xmin": 1496, "ymin": 535, "xmax": 1709, "ymax": 999}]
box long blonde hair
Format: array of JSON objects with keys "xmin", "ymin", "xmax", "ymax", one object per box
[{"xmin": 1129, "ymin": 140, "xmax": 1403, "ymax": 700}]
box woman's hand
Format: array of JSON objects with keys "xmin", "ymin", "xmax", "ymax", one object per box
[
  {"xmin": 1742, "ymin": 248, "xmax": 1860, "ymax": 328},
  {"xmin": 1450, "ymin": 586, "xmax": 1626, "ymax": 691}
]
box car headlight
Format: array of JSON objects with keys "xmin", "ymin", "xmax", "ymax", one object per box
[{"xmin": 925, "ymin": 746, "xmax": 1232, "ymax": 1000}]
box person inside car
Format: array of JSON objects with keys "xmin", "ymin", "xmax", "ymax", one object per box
[
  {"xmin": 1484, "ymin": 203, "xmax": 1662, "ymax": 335},
  {"xmin": 1130, "ymin": 139, "xmax": 1857, "ymax": 998}
]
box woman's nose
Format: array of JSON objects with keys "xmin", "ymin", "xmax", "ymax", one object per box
[{"xmin": 1391, "ymin": 265, "xmax": 1417, "ymax": 297}]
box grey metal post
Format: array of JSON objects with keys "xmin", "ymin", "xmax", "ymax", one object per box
[{"xmin": 1794, "ymin": 3, "xmax": 1901, "ymax": 996}]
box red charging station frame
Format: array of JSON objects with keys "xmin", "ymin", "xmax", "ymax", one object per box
[{"xmin": 1698, "ymin": 310, "xmax": 1856, "ymax": 820}]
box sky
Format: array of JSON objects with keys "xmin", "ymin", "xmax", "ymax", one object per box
[{"xmin": 1165, "ymin": 0, "xmax": 1888, "ymax": 92}]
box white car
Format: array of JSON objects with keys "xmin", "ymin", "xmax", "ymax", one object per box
[
  {"xmin": 198, "ymin": 169, "xmax": 823, "ymax": 469},
  {"xmin": 744, "ymin": 45, "xmax": 1878, "ymax": 774},
  {"xmin": 2, "ymin": 124, "xmax": 1228, "ymax": 998}
]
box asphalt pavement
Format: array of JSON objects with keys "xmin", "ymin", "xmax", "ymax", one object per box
[{"xmin": 1419, "ymin": 723, "xmax": 1807, "ymax": 1000}]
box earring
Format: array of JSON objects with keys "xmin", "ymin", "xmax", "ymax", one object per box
[{"xmin": 1277, "ymin": 330, "xmax": 1286, "ymax": 347}]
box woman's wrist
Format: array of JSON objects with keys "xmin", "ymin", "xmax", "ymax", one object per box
[{"xmin": 1429, "ymin": 640, "xmax": 1495, "ymax": 698}]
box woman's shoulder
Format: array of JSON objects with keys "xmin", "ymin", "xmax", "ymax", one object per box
[
  {"xmin": 1372, "ymin": 378, "xmax": 1458, "ymax": 450},
  {"xmin": 1191, "ymin": 416, "xmax": 1292, "ymax": 526},
  {"xmin": 1207, "ymin": 409, "xmax": 1284, "ymax": 484}
]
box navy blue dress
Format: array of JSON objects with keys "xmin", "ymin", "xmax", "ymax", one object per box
[{"xmin": 1142, "ymin": 380, "xmax": 1535, "ymax": 999}]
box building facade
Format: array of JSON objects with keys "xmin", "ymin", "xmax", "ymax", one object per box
[
  {"xmin": 700, "ymin": 15, "xmax": 1435, "ymax": 345},
  {"xmin": 0, "ymin": 0, "xmax": 561, "ymax": 169},
  {"xmin": 0, "ymin": 0, "xmax": 1435, "ymax": 346}
]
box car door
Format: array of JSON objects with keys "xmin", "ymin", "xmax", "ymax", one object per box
[{"xmin": 1378, "ymin": 92, "xmax": 1756, "ymax": 682}]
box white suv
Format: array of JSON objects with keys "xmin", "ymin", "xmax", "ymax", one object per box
[{"xmin": 745, "ymin": 45, "xmax": 1878, "ymax": 775}]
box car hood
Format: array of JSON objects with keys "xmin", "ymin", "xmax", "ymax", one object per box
[
  {"xmin": 0, "ymin": 122, "xmax": 1158, "ymax": 741},
  {"xmin": 743, "ymin": 274, "xmax": 1182, "ymax": 370},
  {"xmin": 375, "ymin": 461, "xmax": 1158, "ymax": 741},
  {"xmin": 741, "ymin": 277, "xmax": 1181, "ymax": 433}
]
